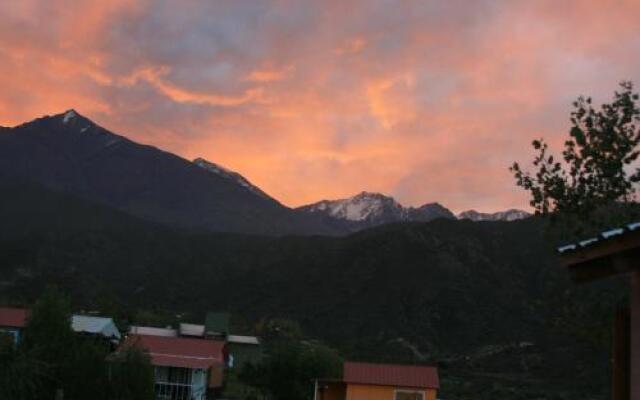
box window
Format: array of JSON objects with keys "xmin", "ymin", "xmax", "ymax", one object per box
[{"xmin": 395, "ymin": 390, "xmax": 424, "ymax": 400}]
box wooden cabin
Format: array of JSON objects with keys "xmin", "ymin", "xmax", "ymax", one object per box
[
  {"xmin": 558, "ymin": 222, "xmax": 640, "ymax": 400},
  {"xmin": 315, "ymin": 361, "xmax": 439, "ymax": 400}
]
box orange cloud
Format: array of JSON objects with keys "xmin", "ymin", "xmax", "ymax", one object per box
[{"xmin": 1, "ymin": 0, "xmax": 640, "ymax": 213}]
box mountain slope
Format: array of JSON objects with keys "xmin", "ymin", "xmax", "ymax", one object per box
[
  {"xmin": 298, "ymin": 191, "xmax": 456, "ymax": 228},
  {"xmin": 193, "ymin": 157, "xmax": 275, "ymax": 202},
  {"xmin": 0, "ymin": 110, "xmax": 341, "ymax": 236},
  {"xmin": 0, "ymin": 194, "xmax": 613, "ymax": 399}
]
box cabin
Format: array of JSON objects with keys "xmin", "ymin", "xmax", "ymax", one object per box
[
  {"xmin": 558, "ymin": 222, "xmax": 640, "ymax": 400},
  {"xmin": 0, "ymin": 307, "xmax": 29, "ymax": 346},
  {"xmin": 315, "ymin": 361, "xmax": 439, "ymax": 400},
  {"xmin": 72, "ymin": 315, "xmax": 121, "ymax": 347},
  {"xmin": 118, "ymin": 334, "xmax": 227, "ymax": 400}
]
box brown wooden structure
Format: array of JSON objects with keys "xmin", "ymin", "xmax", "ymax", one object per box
[{"xmin": 558, "ymin": 223, "xmax": 640, "ymax": 400}]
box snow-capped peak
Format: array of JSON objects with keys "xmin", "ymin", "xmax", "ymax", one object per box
[
  {"xmin": 457, "ymin": 209, "xmax": 531, "ymax": 222},
  {"xmin": 298, "ymin": 192, "xmax": 456, "ymax": 224},
  {"xmin": 301, "ymin": 192, "xmax": 401, "ymax": 222},
  {"xmin": 63, "ymin": 109, "xmax": 77, "ymax": 124},
  {"xmin": 193, "ymin": 158, "xmax": 274, "ymax": 201}
]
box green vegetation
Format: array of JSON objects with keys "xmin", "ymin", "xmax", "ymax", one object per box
[
  {"xmin": 239, "ymin": 319, "xmax": 342, "ymax": 400},
  {"xmin": 0, "ymin": 287, "xmax": 154, "ymax": 400}
]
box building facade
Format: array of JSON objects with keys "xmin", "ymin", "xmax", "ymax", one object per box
[{"xmin": 315, "ymin": 361, "xmax": 439, "ymax": 400}]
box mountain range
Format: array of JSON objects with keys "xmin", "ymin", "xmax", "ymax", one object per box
[
  {"xmin": 0, "ymin": 110, "xmax": 528, "ymax": 235},
  {"xmin": 0, "ymin": 110, "xmax": 610, "ymax": 399},
  {"xmin": 298, "ymin": 192, "xmax": 530, "ymax": 227}
]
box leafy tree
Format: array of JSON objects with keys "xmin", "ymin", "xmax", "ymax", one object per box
[
  {"xmin": 21, "ymin": 286, "xmax": 77, "ymax": 398},
  {"xmin": 107, "ymin": 338, "xmax": 155, "ymax": 400},
  {"xmin": 511, "ymin": 81, "xmax": 640, "ymax": 233},
  {"xmin": 0, "ymin": 340, "xmax": 48, "ymax": 400},
  {"xmin": 240, "ymin": 319, "xmax": 342, "ymax": 400}
]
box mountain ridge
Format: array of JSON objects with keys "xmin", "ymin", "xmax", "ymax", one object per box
[
  {"xmin": 298, "ymin": 191, "xmax": 529, "ymax": 228},
  {"xmin": 0, "ymin": 110, "xmax": 342, "ymax": 236},
  {"xmin": 1, "ymin": 110, "xmax": 530, "ymax": 236}
]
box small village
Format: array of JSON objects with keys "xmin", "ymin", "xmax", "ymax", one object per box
[{"xmin": 0, "ymin": 306, "xmax": 441, "ymax": 400}]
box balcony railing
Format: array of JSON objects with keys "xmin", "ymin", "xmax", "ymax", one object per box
[{"xmin": 154, "ymin": 381, "xmax": 205, "ymax": 400}]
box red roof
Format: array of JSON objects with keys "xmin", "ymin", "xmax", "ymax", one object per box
[
  {"xmin": 343, "ymin": 361, "xmax": 439, "ymax": 389},
  {"xmin": 0, "ymin": 307, "xmax": 29, "ymax": 328},
  {"xmin": 123, "ymin": 334, "xmax": 226, "ymax": 369}
]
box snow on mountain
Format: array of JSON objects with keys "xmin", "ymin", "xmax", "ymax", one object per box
[
  {"xmin": 298, "ymin": 192, "xmax": 455, "ymax": 226},
  {"xmin": 457, "ymin": 209, "xmax": 531, "ymax": 222},
  {"xmin": 193, "ymin": 158, "xmax": 274, "ymax": 201},
  {"xmin": 62, "ymin": 109, "xmax": 77, "ymax": 124},
  {"xmin": 301, "ymin": 192, "xmax": 404, "ymax": 222}
]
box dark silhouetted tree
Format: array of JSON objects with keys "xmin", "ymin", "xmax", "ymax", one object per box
[{"xmin": 511, "ymin": 81, "xmax": 640, "ymax": 233}]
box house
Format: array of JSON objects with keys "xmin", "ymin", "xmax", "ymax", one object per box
[
  {"xmin": 72, "ymin": 315, "xmax": 121, "ymax": 345},
  {"xmin": 0, "ymin": 307, "xmax": 29, "ymax": 346},
  {"xmin": 118, "ymin": 334, "xmax": 227, "ymax": 400},
  {"xmin": 315, "ymin": 361, "xmax": 439, "ymax": 400},
  {"xmin": 558, "ymin": 222, "xmax": 640, "ymax": 400}
]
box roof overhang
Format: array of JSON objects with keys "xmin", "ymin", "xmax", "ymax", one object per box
[{"xmin": 558, "ymin": 227, "xmax": 640, "ymax": 282}]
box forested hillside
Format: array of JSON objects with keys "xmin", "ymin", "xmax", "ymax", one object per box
[{"xmin": 0, "ymin": 177, "xmax": 623, "ymax": 399}]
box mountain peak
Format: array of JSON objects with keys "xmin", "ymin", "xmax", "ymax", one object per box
[
  {"xmin": 457, "ymin": 209, "xmax": 531, "ymax": 222},
  {"xmin": 298, "ymin": 192, "xmax": 455, "ymax": 224},
  {"xmin": 62, "ymin": 109, "xmax": 78, "ymax": 123}
]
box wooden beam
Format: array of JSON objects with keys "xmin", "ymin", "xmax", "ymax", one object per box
[
  {"xmin": 559, "ymin": 230, "xmax": 640, "ymax": 268},
  {"xmin": 612, "ymin": 307, "xmax": 630, "ymax": 400},
  {"xmin": 566, "ymin": 248, "xmax": 640, "ymax": 283}
]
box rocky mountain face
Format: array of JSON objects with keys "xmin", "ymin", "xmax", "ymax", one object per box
[
  {"xmin": 298, "ymin": 192, "xmax": 528, "ymax": 228},
  {"xmin": 0, "ymin": 110, "xmax": 341, "ymax": 236},
  {"xmin": 458, "ymin": 209, "xmax": 531, "ymax": 222}
]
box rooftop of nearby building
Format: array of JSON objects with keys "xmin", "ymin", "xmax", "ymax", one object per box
[
  {"xmin": 228, "ymin": 334, "xmax": 260, "ymax": 345},
  {"xmin": 556, "ymin": 220, "xmax": 640, "ymax": 282},
  {"xmin": 343, "ymin": 361, "xmax": 439, "ymax": 389},
  {"xmin": 121, "ymin": 334, "xmax": 226, "ymax": 369},
  {"xmin": 72, "ymin": 315, "xmax": 121, "ymax": 339},
  {"xmin": 0, "ymin": 307, "xmax": 29, "ymax": 328},
  {"xmin": 129, "ymin": 325, "xmax": 178, "ymax": 337},
  {"xmin": 179, "ymin": 322, "xmax": 205, "ymax": 337},
  {"xmin": 557, "ymin": 221, "xmax": 640, "ymax": 254}
]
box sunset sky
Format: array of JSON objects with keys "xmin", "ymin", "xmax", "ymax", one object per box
[{"xmin": 1, "ymin": 1, "xmax": 639, "ymax": 212}]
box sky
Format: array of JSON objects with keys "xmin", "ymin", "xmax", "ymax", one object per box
[{"xmin": 1, "ymin": 0, "xmax": 640, "ymax": 212}]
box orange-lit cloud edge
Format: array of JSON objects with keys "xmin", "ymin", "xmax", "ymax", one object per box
[{"xmin": 1, "ymin": 0, "xmax": 639, "ymax": 212}]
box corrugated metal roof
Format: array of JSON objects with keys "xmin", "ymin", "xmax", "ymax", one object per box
[
  {"xmin": 179, "ymin": 323, "xmax": 205, "ymax": 337},
  {"xmin": 204, "ymin": 312, "xmax": 229, "ymax": 335},
  {"xmin": 557, "ymin": 221, "xmax": 640, "ymax": 254},
  {"xmin": 343, "ymin": 361, "xmax": 439, "ymax": 389},
  {"xmin": 72, "ymin": 315, "xmax": 121, "ymax": 339},
  {"xmin": 122, "ymin": 334, "xmax": 225, "ymax": 369},
  {"xmin": 129, "ymin": 326, "xmax": 178, "ymax": 337},
  {"xmin": 228, "ymin": 335, "xmax": 260, "ymax": 345},
  {"xmin": 0, "ymin": 307, "xmax": 29, "ymax": 328}
]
